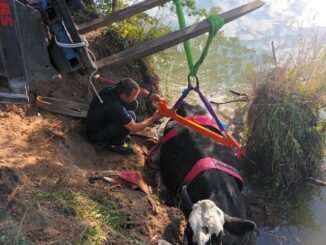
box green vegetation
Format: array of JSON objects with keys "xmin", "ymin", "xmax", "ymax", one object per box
[
  {"xmin": 103, "ymin": 2, "xmax": 172, "ymax": 49},
  {"xmin": 74, "ymin": 0, "xmax": 172, "ymax": 48},
  {"xmin": 0, "ymin": 208, "xmax": 30, "ymax": 245},
  {"xmin": 245, "ymin": 38, "xmax": 326, "ymax": 195},
  {"xmin": 34, "ymin": 189, "xmax": 122, "ymax": 244},
  {"xmin": 168, "ymin": 0, "xmax": 208, "ymax": 17},
  {"xmin": 127, "ymin": 237, "xmax": 150, "ymax": 245}
]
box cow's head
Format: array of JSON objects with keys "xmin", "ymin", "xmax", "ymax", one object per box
[{"xmin": 180, "ymin": 187, "xmax": 256, "ymax": 245}]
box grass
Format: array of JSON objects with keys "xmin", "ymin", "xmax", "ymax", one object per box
[
  {"xmin": 34, "ymin": 189, "xmax": 122, "ymax": 244},
  {"xmin": 244, "ymin": 37, "xmax": 326, "ymax": 195},
  {"xmin": 0, "ymin": 208, "xmax": 30, "ymax": 245},
  {"xmin": 0, "ymin": 228, "xmax": 30, "ymax": 245},
  {"xmin": 127, "ymin": 237, "xmax": 150, "ymax": 245}
]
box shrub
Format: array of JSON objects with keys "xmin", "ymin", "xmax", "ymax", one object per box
[{"xmin": 245, "ymin": 38, "xmax": 326, "ymax": 194}]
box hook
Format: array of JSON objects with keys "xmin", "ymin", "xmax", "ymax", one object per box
[{"xmin": 187, "ymin": 74, "xmax": 199, "ymax": 88}]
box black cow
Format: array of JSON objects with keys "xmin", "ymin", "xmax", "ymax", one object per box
[{"xmin": 159, "ymin": 103, "xmax": 256, "ymax": 245}]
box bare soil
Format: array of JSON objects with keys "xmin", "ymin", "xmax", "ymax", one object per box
[
  {"xmin": 0, "ymin": 102, "xmax": 186, "ymax": 245},
  {"xmin": 0, "ymin": 39, "xmax": 184, "ymax": 245}
]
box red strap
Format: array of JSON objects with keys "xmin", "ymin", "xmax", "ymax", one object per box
[
  {"xmin": 106, "ymin": 170, "xmax": 139, "ymax": 185},
  {"xmin": 103, "ymin": 170, "xmax": 152, "ymax": 194},
  {"xmin": 185, "ymin": 115, "xmax": 221, "ymax": 131},
  {"xmin": 182, "ymin": 157, "xmax": 244, "ymax": 190},
  {"xmin": 148, "ymin": 127, "xmax": 179, "ymax": 156}
]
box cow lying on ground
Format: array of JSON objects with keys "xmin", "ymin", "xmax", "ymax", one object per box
[{"xmin": 158, "ymin": 103, "xmax": 256, "ymax": 245}]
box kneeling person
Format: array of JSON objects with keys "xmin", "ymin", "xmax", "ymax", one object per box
[{"xmin": 85, "ymin": 77, "xmax": 162, "ymax": 154}]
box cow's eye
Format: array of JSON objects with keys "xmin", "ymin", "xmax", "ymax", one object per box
[{"xmin": 202, "ymin": 226, "xmax": 209, "ymax": 234}]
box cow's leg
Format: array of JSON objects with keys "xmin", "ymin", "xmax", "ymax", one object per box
[{"xmin": 155, "ymin": 172, "xmax": 175, "ymax": 206}]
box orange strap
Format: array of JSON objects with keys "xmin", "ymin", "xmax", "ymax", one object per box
[{"xmin": 158, "ymin": 99, "xmax": 243, "ymax": 158}]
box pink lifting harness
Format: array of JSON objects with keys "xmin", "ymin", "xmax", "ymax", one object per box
[
  {"xmin": 149, "ymin": 116, "xmax": 244, "ymax": 190},
  {"xmin": 182, "ymin": 157, "xmax": 243, "ymax": 191}
]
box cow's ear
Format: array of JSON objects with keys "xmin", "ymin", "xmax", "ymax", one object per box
[
  {"xmin": 179, "ymin": 186, "xmax": 193, "ymax": 218},
  {"xmin": 224, "ymin": 215, "xmax": 256, "ymax": 236}
]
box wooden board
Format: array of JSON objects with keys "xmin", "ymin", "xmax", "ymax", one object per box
[
  {"xmin": 77, "ymin": 0, "xmax": 171, "ymax": 34},
  {"xmin": 96, "ymin": 0, "xmax": 265, "ymax": 69}
]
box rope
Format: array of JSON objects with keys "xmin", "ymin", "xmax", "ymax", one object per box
[
  {"xmin": 54, "ymin": 29, "xmax": 103, "ymax": 104},
  {"xmin": 173, "ymin": 0, "xmax": 224, "ymax": 77},
  {"xmin": 84, "ymin": 41, "xmax": 103, "ymax": 104},
  {"xmin": 190, "ymin": 15, "xmax": 224, "ymax": 77},
  {"xmin": 173, "ymin": 0, "xmax": 194, "ymax": 71},
  {"xmin": 171, "ymin": 2, "xmax": 229, "ymax": 134},
  {"xmin": 54, "ymin": 31, "xmax": 103, "ymax": 103},
  {"xmin": 54, "ymin": 35, "xmax": 88, "ymax": 48}
]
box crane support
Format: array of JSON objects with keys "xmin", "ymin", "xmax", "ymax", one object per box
[
  {"xmin": 96, "ymin": 0, "xmax": 265, "ymax": 69},
  {"xmin": 77, "ymin": 0, "xmax": 171, "ymax": 34}
]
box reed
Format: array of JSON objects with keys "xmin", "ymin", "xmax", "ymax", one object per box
[{"xmin": 245, "ymin": 37, "xmax": 326, "ymax": 193}]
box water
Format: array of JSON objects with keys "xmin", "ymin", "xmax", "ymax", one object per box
[
  {"xmin": 253, "ymin": 174, "xmax": 326, "ymax": 245},
  {"xmin": 148, "ymin": 1, "xmax": 326, "ymax": 244},
  {"xmin": 149, "ymin": 0, "xmax": 326, "ymax": 104}
]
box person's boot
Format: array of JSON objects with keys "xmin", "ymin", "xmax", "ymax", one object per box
[{"xmin": 106, "ymin": 142, "xmax": 133, "ymax": 154}]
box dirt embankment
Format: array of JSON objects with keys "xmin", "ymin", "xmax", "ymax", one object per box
[
  {"xmin": 0, "ymin": 100, "xmax": 186, "ymax": 244},
  {"xmin": 0, "ymin": 29, "xmax": 185, "ymax": 243}
]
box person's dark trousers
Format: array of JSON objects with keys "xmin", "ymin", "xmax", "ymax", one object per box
[{"xmin": 87, "ymin": 111, "xmax": 136, "ymax": 145}]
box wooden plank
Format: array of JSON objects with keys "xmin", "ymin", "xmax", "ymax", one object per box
[
  {"xmin": 96, "ymin": 0, "xmax": 265, "ymax": 69},
  {"xmin": 77, "ymin": 0, "xmax": 171, "ymax": 34}
]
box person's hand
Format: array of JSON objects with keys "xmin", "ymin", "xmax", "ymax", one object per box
[
  {"xmin": 149, "ymin": 93, "xmax": 162, "ymax": 102},
  {"xmin": 139, "ymin": 87, "xmax": 150, "ymax": 97},
  {"xmin": 152, "ymin": 110, "xmax": 164, "ymax": 121}
]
